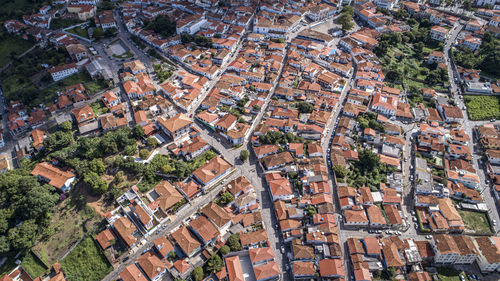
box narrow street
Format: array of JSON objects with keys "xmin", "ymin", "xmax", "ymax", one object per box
[{"xmin": 443, "ymin": 22, "xmax": 500, "ymax": 233}]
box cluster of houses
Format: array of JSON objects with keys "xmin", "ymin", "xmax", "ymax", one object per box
[
  {"xmin": 476, "ymin": 124, "xmax": 500, "ymax": 211},
  {"xmin": 3, "ymin": 5, "xmax": 55, "ymax": 41},
  {"xmin": 402, "ymin": 0, "xmax": 500, "ymax": 95},
  {"xmin": 411, "ymin": 122, "xmax": 491, "ymax": 233},
  {"xmin": 346, "ymin": 233, "xmax": 500, "ymax": 281},
  {"xmin": 250, "ymin": 129, "xmax": 346, "ymax": 279},
  {"xmin": 98, "ymin": 173, "xmax": 284, "ymax": 281}
]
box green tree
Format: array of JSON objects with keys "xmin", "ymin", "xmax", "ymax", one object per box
[
  {"xmin": 217, "ymin": 192, "xmax": 234, "ymax": 205},
  {"xmin": 305, "ymin": 205, "xmax": 317, "ymax": 216},
  {"xmin": 84, "ymin": 172, "xmax": 108, "ymax": 194},
  {"xmin": 139, "ymin": 149, "xmax": 150, "ymax": 159},
  {"xmin": 93, "ymin": 27, "xmax": 104, "ymax": 39},
  {"xmin": 220, "ymin": 245, "xmax": 230, "ymax": 255},
  {"xmin": 124, "ymin": 144, "xmax": 137, "ymax": 156},
  {"xmin": 60, "ymin": 121, "xmax": 73, "ymax": 132},
  {"xmin": 296, "ymin": 102, "xmax": 314, "ymax": 114},
  {"xmin": 89, "ymin": 158, "xmax": 105, "ymax": 175},
  {"xmin": 44, "ymin": 131, "xmax": 73, "ymax": 152},
  {"xmin": 146, "ymin": 137, "xmax": 159, "ymax": 148},
  {"xmin": 168, "ymin": 251, "xmax": 177, "ymax": 260},
  {"xmin": 22, "ymin": 185, "xmax": 59, "ymax": 221},
  {"xmin": 8, "ymin": 219, "xmax": 39, "ymax": 250},
  {"xmin": 357, "ymin": 149, "xmax": 381, "ymax": 175},
  {"xmin": 338, "ymin": 6, "xmax": 354, "ymax": 32},
  {"xmin": 145, "ymin": 15, "xmax": 176, "ymax": 37},
  {"xmin": 227, "ymin": 233, "xmax": 242, "ymax": 251},
  {"xmin": 240, "ymin": 150, "xmax": 249, "ymax": 161},
  {"xmin": 206, "ymin": 254, "xmax": 223, "ymax": 274},
  {"xmin": 333, "ymin": 164, "xmax": 348, "ymax": 178},
  {"xmin": 132, "ymin": 125, "xmax": 145, "ymax": 139},
  {"xmin": 192, "ymin": 267, "xmax": 204, "ymax": 281},
  {"xmin": 0, "ymin": 235, "xmax": 10, "ymax": 253}
]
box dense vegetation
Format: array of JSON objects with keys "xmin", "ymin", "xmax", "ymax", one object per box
[
  {"xmin": 0, "ymin": 163, "xmax": 59, "ymax": 254},
  {"xmin": 346, "ymin": 149, "xmax": 396, "ymax": 189},
  {"xmin": 337, "ymin": 6, "xmax": 354, "ymax": 32},
  {"xmin": 0, "ymin": 0, "xmax": 45, "ymax": 23},
  {"xmin": 295, "ymin": 101, "xmax": 314, "ymax": 114},
  {"xmin": 453, "ymin": 32, "xmax": 500, "ymax": 78},
  {"xmin": 1, "ymin": 47, "xmax": 108, "ymax": 108},
  {"xmin": 0, "ymin": 32, "xmax": 34, "ymax": 67},
  {"xmin": 464, "ymin": 95, "xmax": 500, "ymax": 121},
  {"xmin": 60, "ymin": 237, "xmax": 112, "ymax": 281},
  {"xmin": 115, "ymin": 149, "xmax": 218, "ymax": 192},
  {"xmin": 357, "ymin": 112, "xmax": 385, "ymax": 133},
  {"xmin": 181, "ymin": 34, "xmax": 213, "ymax": 48},
  {"xmin": 153, "ymin": 63, "xmax": 173, "ymax": 83},
  {"xmin": 144, "ymin": 15, "xmax": 176, "ymax": 37}
]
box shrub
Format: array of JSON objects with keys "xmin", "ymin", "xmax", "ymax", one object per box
[
  {"xmin": 139, "ymin": 149, "xmax": 150, "ymax": 159},
  {"xmin": 240, "ymin": 150, "xmax": 249, "ymax": 161}
]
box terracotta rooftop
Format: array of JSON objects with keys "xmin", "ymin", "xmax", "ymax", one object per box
[
  {"xmin": 192, "ymin": 156, "xmax": 232, "ymax": 185},
  {"xmin": 137, "ymin": 251, "xmax": 166, "ymax": 281},
  {"xmin": 225, "ymin": 256, "xmax": 244, "ymax": 281},
  {"xmin": 120, "ymin": 263, "xmax": 148, "ymax": 281},
  {"xmin": 113, "ymin": 216, "xmax": 137, "ymax": 247},
  {"xmin": 189, "ymin": 215, "xmax": 219, "ymax": 243},
  {"xmin": 152, "ymin": 181, "xmax": 184, "ymax": 212},
  {"xmin": 30, "ymin": 162, "xmax": 75, "ymax": 190},
  {"xmin": 202, "ymin": 202, "xmax": 232, "ymax": 229},
  {"xmin": 171, "ymin": 226, "xmax": 201, "ymax": 256}
]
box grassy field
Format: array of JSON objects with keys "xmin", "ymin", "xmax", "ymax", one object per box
[
  {"xmin": 464, "ymin": 95, "xmax": 500, "ymax": 121},
  {"xmin": 0, "ymin": 35, "xmax": 34, "ymax": 67},
  {"xmin": 33, "ymin": 190, "xmax": 102, "ymax": 264},
  {"xmin": 458, "ymin": 209, "xmax": 492, "ymax": 234},
  {"xmin": 437, "ymin": 267, "xmax": 465, "ymax": 281},
  {"xmin": 67, "ymin": 27, "xmax": 89, "ymax": 39},
  {"xmin": 51, "ymin": 18, "xmax": 82, "ymax": 30},
  {"xmin": 112, "ymin": 51, "xmax": 134, "ymax": 59},
  {"xmin": 21, "ymin": 251, "xmax": 48, "ymax": 278},
  {"xmin": 61, "ymin": 237, "xmax": 112, "ymax": 281},
  {"xmin": 90, "ymin": 101, "xmax": 109, "ymax": 116}
]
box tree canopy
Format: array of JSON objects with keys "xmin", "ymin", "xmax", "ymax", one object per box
[
  {"xmin": 145, "ymin": 15, "xmax": 176, "ymax": 37},
  {"xmin": 0, "ymin": 168, "xmax": 59, "ymax": 253},
  {"xmin": 206, "ymin": 254, "xmax": 223, "ymax": 274},
  {"xmin": 338, "ymin": 6, "xmax": 354, "ymax": 32},
  {"xmin": 295, "ymin": 101, "xmax": 314, "ymax": 114}
]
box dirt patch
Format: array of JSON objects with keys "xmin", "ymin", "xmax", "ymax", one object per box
[{"xmin": 77, "ymin": 181, "xmax": 114, "ymax": 217}]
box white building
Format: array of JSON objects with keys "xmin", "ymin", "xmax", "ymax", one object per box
[
  {"xmin": 49, "ymin": 63, "xmax": 78, "ymax": 82},
  {"xmin": 474, "ymin": 236, "xmax": 500, "ymax": 273}
]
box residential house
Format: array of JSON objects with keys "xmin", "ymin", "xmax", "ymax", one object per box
[
  {"xmin": 157, "ymin": 113, "xmax": 193, "ymax": 141},
  {"xmin": 30, "ymin": 162, "xmax": 76, "ymax": 192},
  {"xmin": 171, "ymin": 226, "xmax": 201, "ymax": 258},
  {"xmin": 202, "ymin": 202, "xmax": 232, "ymax": 234},
  {"xmin": 192, "ymin": 156, "xmax": 232, "ymax": 186}
]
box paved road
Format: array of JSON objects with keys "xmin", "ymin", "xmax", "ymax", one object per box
[{"xmin": 443, "ymin": 23, "xmax": 500, "ymax": 234}]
